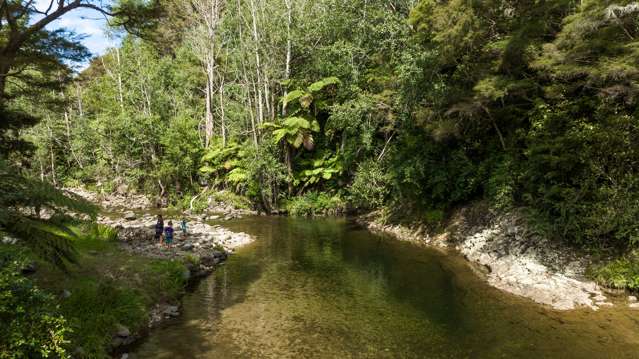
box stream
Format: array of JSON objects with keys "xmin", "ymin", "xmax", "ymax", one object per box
[{"xmin": 133, "ymin": 216, "xmax": 639, "ymax": 358}]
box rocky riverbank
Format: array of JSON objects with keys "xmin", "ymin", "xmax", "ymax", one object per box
[
  {"xmin": 99, "ymin": 214, "xmax": 253, "ymax": 258},
  {"xmin": 63, "ymin": 187, "xmax": 256, "ymax": 357},
  {"xmin": 105, "ymin": 214, "xmax": 254, "ymax": 357},
  {"xmin": 361, "ymin": 206, "xmax": 628, "ymax": 311}
]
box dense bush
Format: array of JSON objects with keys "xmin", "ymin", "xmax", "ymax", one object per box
[
  {"xmin": 349, "ymin": 159, "xmax": 391, "ymax": 210},
  {"xmin": 590, "ymin": 252, "xmax": 639, "ymax": 291},
  {"xmin": 0, "ymin": 248, "xmax": 70, "ymax": 358},
  {"xmin": 285, "ymin": 192, "xmax": 347, "ymax": 217}
]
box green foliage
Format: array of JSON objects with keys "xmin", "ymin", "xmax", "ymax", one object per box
[
  {"xmin": 0, "ymin": 159, "xmax": 97, "ymax": 269},
  {"xmin": 200, "ymin": 141, "xmax": 250, "ymax": 191},
  {"xmin": 296, "ymin": 152, "xmax": 344, "ymax": 188},
  {"xmin": 242, "ymin": 142, "xmax": 288, "ymax": 212},
  {"xmin": 26, "ymin": 224, "xmax": 192, "ymax": 358},
  {"xmin": 148, "ymin": 260, "xmax": 189, "ymax": 299},
  {"xmin": 60, "ymin": 279, "xmax": 146, "ymax": 357},
  {"xmin": 349, "ymin": 159, "xmax": 391, "ymax": 210},
  {"xmin": 158, "ymin": 114, "xmax": 203, "ymax": 193},
  {"xmin": 268, "ymin": 117, "xmax": 321, "ymax": 150},
  {"xmin": 12, "ymin": 0, "xmax": 639, "ymax": 251},
  {"xmin": 0, "ymin": 248, "xmax": 70, "ymax": 358},
  {"xmin": 485, "ymin": 156, "xmax": 517, "ymax": 211},
  {"xmin": 590, "ymin": 253, "xmax": 639, "ymax": 291},
  {"xmin": 208, "ymin": 190, "xmax": 252, "ymax": 210},
  {"xmin": 522, "ymin": 102, "xmax": 639, "ymax": 246},
  {"xmin": 285, "ymin": 192, "xmax": 346, "ymax": 217},
  {"xmin": 424, "ymin": 209, "xmax": 445, "ymax": 227}
]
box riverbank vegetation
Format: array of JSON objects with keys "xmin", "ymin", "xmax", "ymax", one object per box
[
  {"xmin": 1, "ymin": 222, "xmax": 190, "ymax": 357},
  {"xmin": 2, "ymin": 0, "xmax": 639, "ymax": 355},
  {"xmin": 16, "ymin": 0, "xmax": 638, "ymax": 253}
]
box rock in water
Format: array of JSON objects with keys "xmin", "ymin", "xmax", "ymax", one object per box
[
  {"xmin": 124, "ymin": 212, "xmax": 137, "ymax": 221},
  {"xmin": 163, "ymin": 305, "xmax": 179, "ymax": 317}
]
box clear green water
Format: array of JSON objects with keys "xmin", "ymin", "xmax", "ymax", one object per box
[{"xmin": 134, "ymin": 217, "xmax": 639, "ymax": 358}]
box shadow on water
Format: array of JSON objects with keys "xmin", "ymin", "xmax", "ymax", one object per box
[
  {"xmin": 134, "ymin": 216, "xmax": 639, "ymax": 359},
  {"xmin": 133, "ymin": 241, "xmax": 264, "ymax": 358}
]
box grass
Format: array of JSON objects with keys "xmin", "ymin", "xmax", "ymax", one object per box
[{"xmin": 31, "ymin": 223, "xmax": 190, "ymax": 358}]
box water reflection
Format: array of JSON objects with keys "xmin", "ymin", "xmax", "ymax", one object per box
[{"xmin": 134, "ymin": 217, "xmax": 639, "ymax": 358}]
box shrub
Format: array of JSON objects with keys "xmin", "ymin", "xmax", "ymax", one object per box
[
  {"xmin": 424, "ymin": 209, "xmax": 445, "ymax": 226},
  {"xmin": 286, "ymin": 192, "xmax": 347, "ymax": 217},
  {"xmin": 590, "ymin": 253, "xmax": 639, "ymax": 291},
  {"xmin": 209, "ymin": 190, "xmax": 251, "ymax": 210},
  {"xmin": 148, "ymin": 260, "xmax": 188, "ymax": 299},
  {"xmin": 349, "ymin": 159, "xmax": 391, "ymax": 210},
  {"xmin": 485, "ymin": 156, "xmax": 517, "ymax": 211},
  {"xmin": 0, "ymin": 249, "xmax": 70, "ymax": 358}
]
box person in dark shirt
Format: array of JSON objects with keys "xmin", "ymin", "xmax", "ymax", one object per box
[
  {"xmin": 164, "ymin": 221, "xmax": 174, "ymax": 248},
  {"xmin": 155, "ymin": 215, "xmax": 164, "ymax": 246}
]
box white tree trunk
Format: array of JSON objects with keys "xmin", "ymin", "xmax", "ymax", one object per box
[
  {"xmin": 249, "ymin": 0, "xmax": 264, "ymax": 125},
  {"xmin": 283, "ymin": 0, "xmax": 292, "ymax": 116}
]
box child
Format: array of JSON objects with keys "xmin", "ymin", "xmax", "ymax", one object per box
[
  {"xmin": 155, "ymin": 215, "xmax": 164, "ymax": 246},
  {"xmin": 180, "ymin": 218, "xmax": 188, "ymax": 238},
  {"xmin": 164, "ymin": 220, "xmax": 174, "ymax": 248}
]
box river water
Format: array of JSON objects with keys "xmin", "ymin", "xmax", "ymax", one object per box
[{"xmin": 134, "ymin": 216, "xmax": 639, "ymax": 358}]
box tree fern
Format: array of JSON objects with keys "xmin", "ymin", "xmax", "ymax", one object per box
[{"xmin": 0, "ymin": 159, "xmax": 97, "ymax": 269}]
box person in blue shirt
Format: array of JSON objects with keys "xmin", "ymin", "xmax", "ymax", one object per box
[
  {"xmin": 180, "ymin": 218, "xmax": 188, "ymax": 237},
  {"xmin": 164, "ymin": 221, "xmax": 174, "ymax": 248}
]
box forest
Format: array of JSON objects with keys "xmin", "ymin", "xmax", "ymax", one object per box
[
  {"xmin": 2, "ymin": 0, "xmax": 639, "ymax": 357},
  {"xmin": 10, "ymin": 0, "xmax": 639, "ymax": 246}
]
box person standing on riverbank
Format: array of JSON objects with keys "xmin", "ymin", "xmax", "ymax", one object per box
[
  {"xmin": 164, "ymin": 221, "xmax": 175, "ymax": 248},
  {"xmin": 155, "ymin": 215, "xmax": 164, "ymax": 246},
  {"xmin": 180, "ymin": 218, "xmax": 188, "ymax": 239}
]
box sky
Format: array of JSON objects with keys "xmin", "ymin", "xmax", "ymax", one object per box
[{"xmin": 34, "ymin": 0, "xmax": 119, "ymax": 68}]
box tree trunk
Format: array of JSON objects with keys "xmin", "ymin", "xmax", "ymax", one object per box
[
  {"xmin": 282, "ymin": 0, "xmax": 292, "ymax": 116},
  {"xmin": 115, "ymin": 47, "xmax": 124, "ymax": 109},
  {"xmin": 249, "ymin": 0, "xmax": 264, "ymax": 125},
  {"xmin": 285, "ymin": 145, "xmax": 293, "ymax": 195},
  {"xmin": 205, "ymin": 60, "xmax": 215, "ymax": 148},
  {"xmin": 219, "ymin": 79, "xmax": 227, "ymax": 147}
]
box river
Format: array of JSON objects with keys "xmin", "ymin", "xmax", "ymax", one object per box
[{"xmin": 133, "ymin": 216, "xmax": 639, "ymax": 358}]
